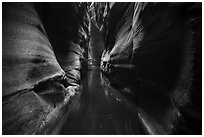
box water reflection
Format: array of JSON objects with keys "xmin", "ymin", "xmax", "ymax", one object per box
[
  {"xmin": 60, "ymin": 66, "xmax": 143, "ymax": 135},
  {"xmin": 100, "ymin": 71, "xmax": 110, "ymax": 99}
]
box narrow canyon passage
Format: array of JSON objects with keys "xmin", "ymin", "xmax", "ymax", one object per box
[
  {"xmin": 2, "ymin": 2, "xmax": 201, "ymax": 135},
  {"xmin": 60, "ymin": 22, "xmax": 142, "ymax": 135},
  {"xmin": 60, "ymin": 67, "xmax": 143, "ymax": 134}
]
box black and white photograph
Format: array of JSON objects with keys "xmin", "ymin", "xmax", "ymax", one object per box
[{"xmin": 2, "ymin": 1, "xmax": 202, "ymax": 135}]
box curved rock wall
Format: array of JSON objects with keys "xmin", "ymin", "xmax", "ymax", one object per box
[
  {"xmin": 2, "ymin": 2, "xmax": 201, "ymax": 135},
  {"xmin": 2, "ymin": 2, "xmax": 90, "ymax": 134},
  {"xmin": 100, "ymin": 2, "xmax": 201, "ymax": 134}
]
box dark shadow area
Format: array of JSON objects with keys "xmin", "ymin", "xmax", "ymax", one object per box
[{"xmin": 2, "ymin": 2, "xmax": 202, "ymax": 135}]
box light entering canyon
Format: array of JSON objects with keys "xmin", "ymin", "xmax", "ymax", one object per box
[{"xmin": 2, "ymin": 2, "xmax": 202, "ymax": 135}]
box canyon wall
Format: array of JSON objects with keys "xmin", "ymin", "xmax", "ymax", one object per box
[
  {"xmin": 2, "ymin": 2, "xmax": 201, "ymax": 135},
  {"xmin": 2, "ymin": 2, "xmax": 90, "ymax": 134},
  {"xmin": 99, "ymin": 2, "xmax": 201, "ymax": 134}
]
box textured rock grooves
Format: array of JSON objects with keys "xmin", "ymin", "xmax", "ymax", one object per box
[
  {"xmin": 96, "ymin": 2, "xmax": 201, "ymax": 134},
  {"xmin": 2, "ymin": 3, "xmax": 89, "ymax": 134},
  {"xmin": 2, "ymin": 2, "xmax": 201, "ymax": 135}
]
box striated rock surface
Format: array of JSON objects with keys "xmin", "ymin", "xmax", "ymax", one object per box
[
  {"xmin": 99, "ymin": 2, "xmax": 201, "ymax": 134},
  {"xmin": 2, "ymin": 2, "xmax": 90, "ymax": 134},
  {"xmin": 2, "ymin": 2, "xmax": 201, "ymax": 135}
]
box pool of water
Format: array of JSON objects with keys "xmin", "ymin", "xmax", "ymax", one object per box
[{"xmin": 60, "ymin": 66, "xmax": 144, "ymax": 135}]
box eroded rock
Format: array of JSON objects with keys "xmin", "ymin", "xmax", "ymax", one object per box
[
  {"xmin": 98, "ymin": 2, "xmax": 201, "ymax": 134},
  {"xmin": 2, "ymin": 2, "xmax": 90, "ymax": 134}
]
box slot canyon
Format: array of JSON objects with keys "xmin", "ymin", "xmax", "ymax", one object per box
[{"xmin": 2, "ymin": 2, "xmax": 202, "ymax": 135}]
